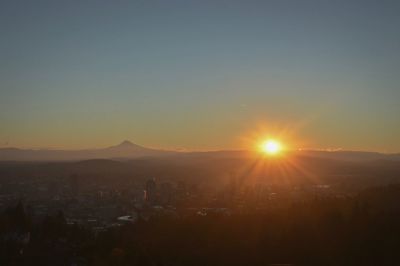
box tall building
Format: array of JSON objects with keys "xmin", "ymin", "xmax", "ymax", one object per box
[{"xmin": 145, "ymin": 178, "xmax": 157, "ymax": 205}]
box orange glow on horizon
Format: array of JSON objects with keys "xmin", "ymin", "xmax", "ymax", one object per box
[
  {"xmin": 239, "ymin": 121, "xmax": 313, "ymax": 156},
  {"xmin": 260, "ymin": 139, "xmax": 282, "ymax": 155}
]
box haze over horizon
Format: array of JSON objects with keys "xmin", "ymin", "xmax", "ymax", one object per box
[
  {"xmin": 1, "ymin": 140, "xmax": 400, "ymax": 156},
  {"xmin": 1, "ymin": 0, "xmax": 400, "ymax": 152}
]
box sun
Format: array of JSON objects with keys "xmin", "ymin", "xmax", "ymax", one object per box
[{"xmin": 260, "ymin": 139, "xmax": 282, "ymax": 155}]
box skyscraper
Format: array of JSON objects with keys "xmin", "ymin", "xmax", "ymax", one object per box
[{"xmin": 145, "ymin": 178, "xmax": 157, "ymax": 205}]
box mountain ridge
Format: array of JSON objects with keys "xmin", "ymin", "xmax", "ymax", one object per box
[
  {"xmin": 0, "ymin": 141, "xmax": 399, "ymax": 161},
  {"xmin": 0, "ymin": 140, "xmax": 176, "ymax": 161}
]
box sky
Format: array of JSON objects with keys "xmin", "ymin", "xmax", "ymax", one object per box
[{"xmin": 1, "ymin": 0, "xmax": 399, "ymax": 152}]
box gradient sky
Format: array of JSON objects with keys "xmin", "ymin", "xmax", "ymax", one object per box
[{"xmin": 1, "ymin": 0, "xmax": 399, "ymax": 152}]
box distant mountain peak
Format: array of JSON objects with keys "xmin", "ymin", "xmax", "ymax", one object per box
[
  {"xmin": 118, "ymin": 140, "xmax": 135, "ymax": 147},
  {"xmin": 109, "ymin": 140, "xmax": 147, "ymax": 150},
  {"xmin": 0, "ymin": 140, "xmax": 176, "ymax": 161}
]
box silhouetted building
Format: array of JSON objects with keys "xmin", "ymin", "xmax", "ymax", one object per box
[{"xmin": 145, "ymin": 178, "xmax": 157, "ymax": 205}]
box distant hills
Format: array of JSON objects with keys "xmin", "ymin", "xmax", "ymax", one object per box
[
  {"xmin": 0, "ymin": 140, "xmax": 176, "ymax": 161},
  {"xmin": 0, "ymin": 141, "xmax": 400, "ymax": 189},
  {"xmin": 298, "ymin": 150, "xmax": 400, "ymax": 162},
  {"xmin": 0, "ymin": 140, "xmax": 399, "ymax": 162}
]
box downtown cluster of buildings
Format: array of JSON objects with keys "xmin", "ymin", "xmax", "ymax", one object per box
[{"xmin": 0, "ymin": 172, "xmax": 350, "ymax": 233}]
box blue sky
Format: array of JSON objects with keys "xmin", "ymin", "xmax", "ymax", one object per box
[{"xmin": 1, "ymin": 0, "xmax": 399, "ymax": 151}]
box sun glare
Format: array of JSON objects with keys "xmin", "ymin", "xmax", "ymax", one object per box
[{"xmin": 260, "ymin": 139, "xmax": 282, "ymax": 155}]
